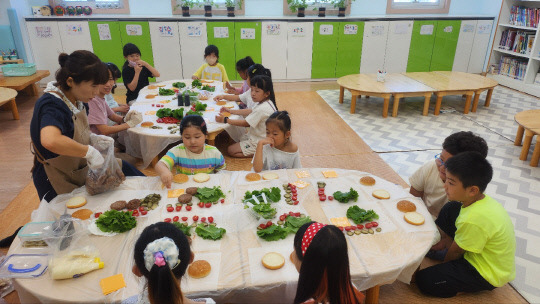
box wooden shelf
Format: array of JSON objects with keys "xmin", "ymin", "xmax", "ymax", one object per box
[{"xmin": 494, "ymin": 48, "xmax": 530, "ymax": 59}]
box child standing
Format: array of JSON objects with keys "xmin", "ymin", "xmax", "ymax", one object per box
[
  {"xmin": 192, "ymin": 45, "xmax": 230, "ymax": 87},
  {"xmin": 122, "ymin": 43, "xmax": 160, "ymax": 104},
  {"xmin": 126, "ymin": 222, "xmax": 215, "ymax": 304},
  {"xmin": 155, "ymin": 115, "xmax": 225, "ymax": 188},
  {"xmin": 226, "ymin": 56, "xmax": 255, "ymax": 95},
  {"xmin": 291, "ymin": 222, "xmax": 365, "ymax": 304},
  {"xmin": 416, "ymin": 152, "xmax": 515, "ymax": 298},
  {"xmin": 253, "ymin": 111, "xmax": 301, "ymax": 172},
  {"xmin": 215, "ymin": 75, "xmax": 277, "ymax": 158}
]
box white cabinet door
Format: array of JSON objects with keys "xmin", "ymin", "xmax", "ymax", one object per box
[
  {"xmin": 361, "ymin": 21, "xmax": 389, "ymax": 74},
  {"xmin": 26, "ymin": 21, "xmax": 63, "ymax": 84},
  {"xmin": 57, "ymin": 21, "xmax": 93, "ymax": 54},
  {"xmin": 286, "ymin": 22, "xmax": 313, "ymax": 79},
  {"xmin": 452, "ymin": 20, "xmax": 477, "ymax": 72},
  {"xmin": 384, "ymin": 20, "xmax": 413, "ymax": 73},
  {"xmin": 178, "ymin": 22, "xmax": 208, "ymax": 79},
  {"xmin": 149, "ymin": 22, "xmax": 183, "ymax": 81},
  {"xmin": 468, "ymin": 20, "xmax": 494, "ymax": 73},
  {"xmin": 262, "ymin": 21, "xmax": 287, "ymax": 80}
]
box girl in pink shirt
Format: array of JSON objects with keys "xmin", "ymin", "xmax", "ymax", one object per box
[{"xmin": 226, "ymin": 56, "xmax": 254, "ymax": 98}]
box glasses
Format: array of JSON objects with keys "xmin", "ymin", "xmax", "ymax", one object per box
[{"xmin": 434, "ymin": 153, "xmax": 445, "ymax": 166}]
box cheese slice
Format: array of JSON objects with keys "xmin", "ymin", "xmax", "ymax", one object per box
[
  {"xmin": 295, "ymin": 170, "xmax": 311, "ymax": 178},
  {"xmin": 330, "ymin": 217, "xmax": 352, "ymax": 228},
  {"xmin": 100, "ymin": 273, "xmax": 126, "ymax": 295},
  {"xmin": 322, "ymin": 170, "xmax": 338, "ymax": 178},
  {"xmin": 145, "ymin": 111, "xmax": 157, "ymax": 115},
  {"xmin": 291, "ymin": 180, "xmax": 310, "ymax": 189},
  {"xmin": 168, "ymin": 188, "xmax": 185, "ymax": 198}
]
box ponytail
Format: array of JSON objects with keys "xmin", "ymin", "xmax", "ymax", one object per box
[{"xmin": 147, "ymin": 265, "xmax": 183, "ymax": 304}]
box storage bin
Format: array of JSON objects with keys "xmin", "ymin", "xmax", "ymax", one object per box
[{"xmin": 1, "ymin": 63, "xmax": 36, "ymax": 76}]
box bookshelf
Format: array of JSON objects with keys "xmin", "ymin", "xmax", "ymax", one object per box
[{"xmin": 488, "ymin": 0, "xmax": 540, "ymax": 97}]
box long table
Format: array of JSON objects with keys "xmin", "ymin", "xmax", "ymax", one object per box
[{"xmin": 9, "ymin": 169, "xmax": 437, "ymax": 303}]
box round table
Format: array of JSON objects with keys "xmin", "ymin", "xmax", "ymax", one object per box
[
  {"xmin": 125, "ymin": 80, "xmax": 238, "ymax": 167},
  {"xmin": 514, "ymin": 109, "xmax": 540, "ymax": 167},
  {"xmin": 0, "ymin": 87, "xmax": 19, "ymax": 120},
  {"xmin": 9, "ymin": 169, "xmax": 437, "ymax": 303}
]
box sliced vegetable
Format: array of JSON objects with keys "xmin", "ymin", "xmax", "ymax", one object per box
[
  {"xmin": 159, "ymin": 88, "xmax": 175, "ymax": 96},
  {"xmin": 172, "ymin": 82, "xmax": 186, "ymax": 88},
  {"xmin": 333, "ymin": 188, "xmax": 359, "ymax": 203}
]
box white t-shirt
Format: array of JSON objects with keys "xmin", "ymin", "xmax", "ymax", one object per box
[
  {"xmin": 239, "ymin": 89, "xmax": 255, "ymax": 109},
  {"xmin": 409, "ymin": 160, "xmax": 448, "ymax": 217},
  {"xmin": 256, "ymin": 144, "xmax": 302, "ymax": 170},
  {"xmin": 243, "ymin": 100, "xmax": 277, "ymax": 143}
]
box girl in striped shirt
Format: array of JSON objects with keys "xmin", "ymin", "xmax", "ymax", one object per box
[{"xmin": 156, "ymin": 115, "xmax": 226, "ymax": 188}]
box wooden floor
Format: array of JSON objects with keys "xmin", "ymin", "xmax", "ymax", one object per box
[{"xmin": 0, "ymin": 81, "xmax": 527, "ymax": 304}]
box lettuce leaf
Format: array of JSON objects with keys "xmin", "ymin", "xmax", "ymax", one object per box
[
  {"xmin": 195, "ymin": 186, "xmax": 225, "ymax": 203},
  {"xmin": 256, "ymin": 224, "xmax": 290, "ymax": 241},
  {"xmin": 96, "ymin": 210, "xmax": 136, "ymax": 233},
  {"xmin": 346, "ymin": 205, "xmax": 379, "ymax": 224},
  {"xmin": 252, "ymin": 203, "xmax": 277, "ymax": 219},
  {"xmin": 284, "ymin": 215, "xmax": 312, "ymax": 233},
  {"xmin": 195, "ymin": 224, "xmax": 226, "ymax": 240},
  {"xmin": 333, "ymin": 188, "xmax": 359, "ymax": 203},
  {"xmin": 172, "ymin": 222, "xmax": 192, "ymax": 237}
]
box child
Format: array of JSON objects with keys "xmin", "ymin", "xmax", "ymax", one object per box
[
  {"xmin": 291, "ymin": 222, "xmax": 365, "ymax": 304},
  {"xmin": 192, "ymin": 45, "xmax": 231, "ymax": 88},
  {"xmin": 253, "ymin": 111, "xmax": 301, "ymax": 172},
  {"xmin": 226, "ymin": 56, "xmax": 255, "ymax": 95},
  {"xmin": 103, "ymin": 63, "xmax": 129, "ymax": 115},
  {"xmin": 127, "ymin": 222, "xmax": 215, "ymax": 304},
  {"xmin": 214, "ymin": 63, "xmax": 271, "ymax": 110},
  {"xmin": 155, "ymin": 115, "xmax": 225, "ymax": 188},
  {"xmin": 88, "ymin": 62, "xmax": 142, "ymax": 136},
  {"xmin": 416, "ymin": 152, "xmax": 515, "ymax": 298},
  {"xmin": 122, "ymin": 43, "xmax": 160, "ymax": 104},
  {"xmin": 215, "ymin": 75, "xmax": 277, "ymax": 158},
  {"xmin": 409, "ymin": 131, "xmax": 488, "ymax": 218}
]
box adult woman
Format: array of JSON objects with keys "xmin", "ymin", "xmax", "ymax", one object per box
[{"xmin": 30, "ymin": 50, "xmax": 144, "ymax": 202}]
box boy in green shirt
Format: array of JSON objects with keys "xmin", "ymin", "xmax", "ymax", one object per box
[{"xmin": 416, "ymin": 151, "xmax": 516, "ymax": 298}]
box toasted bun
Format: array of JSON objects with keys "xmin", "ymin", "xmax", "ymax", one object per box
[
  {"xmin": 221, "ymin": 112, "xmax": 231, "ymax": 117},
  {"xmin": 193, "ymin": 173, "xmax": 210, "ymax": 183},
  {"xmin": 66, "ymin": 196, "xmax": 87, "ymax": 209},
  {"xmin": 404, "ymin": 212, "xmax": 425, "ymax": 226},
  {"xmin": 223, "ymin": 103, "xmax": 234, "ymax": 108},
  {"xmin": 245, "ymin": 173, "xmax": 261, "ymax": 182},
  {"xmin": 147, "ymin": 85, "xmax": 157, "ymax": 90},
  {"xmin": 201, "ymin": 79, "xmax": 214, "ymax": 83},
  {"xmin": 145, "ymin": 94, "xmax": 156, "ymax": 99},
  {"xmin": 141, "ymin": 121, "xmax": 154, "ymax": 128},
  {"xmin": 262, "ymin": 173, "xmax": 279, "ymax": 180},
  {"xmin": 372, "ymin": 189, "xmax": 390, "ymax": 200},
  {"xmin": 188, "ymin": 260, "xmax": 211, "ymax": 278},
  {"xmin": 397, "ymin": 200, "xmax": 416, "ymax": 212},
  {"xmin": 173, "ymin": 173, "xmax": 189, "ymax": 184},
  {"xmin": 216, "ymin": 100, "xmax": 226, "ymax": 106},
  {"xmin": 262, "ymin": 252, "xmax": 285, "ymax": 270},
  {"xmin": 360, "ymin": 176, "xmax": 376, "ymax": 186},
  {"xmin": 72, "ymin": 209, "xmax": 93, "ymax": 220}
]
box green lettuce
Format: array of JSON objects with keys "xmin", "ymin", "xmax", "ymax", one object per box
[
  {"xmin": 195, "ymin": 224, "xmax": 226, "ymax": 240},
  {"xmin": 96, "ymin": 210, "xmax": 136, "ymax": 233}
]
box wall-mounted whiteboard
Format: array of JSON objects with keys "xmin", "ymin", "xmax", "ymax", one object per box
[
  {"xmin": 468, "ymin": 20, "xmax": 493, "ymax": 73},
  {"xmin": 27, "ymin": 21, "xmax": 63, "ymax": 84},
  {"xmin": 384, "ymin": 20, "xmax": 413, "ymax": 73},
  {"xmin": 452, "ymin": 20, "xmax": 477, "ymax": 72},
  {"xmin": 261, "ymin": 21, "xmax": 287, "ymax": 80},
  {"xmin": 149, "ymin": 22, "xmax": 183, "ymax": 81},
  {"xmin": 287, "ymin": 22, "xmax": 313, "ymax": 79},
  {"xmin": 178, "ymin": 22, "xmax": 208, "ymax": 79},
  {"xmin": 361, "ymin": 21, "xmax": 389, "ymax": 74},
  {"xmin": 58, "ymin": 21, "xmax": 93, "ymax": 54}
]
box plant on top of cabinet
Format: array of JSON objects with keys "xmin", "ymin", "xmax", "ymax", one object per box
[
  {"xmin": 331, "ymin": 0, "xmax": 355, "ymax": 16},
  {"xmin": 202, "ymin": 0, "xmax": 215, "ymax": 17},
  {"xmin": 176, "ymin": 0, "xmax": 199, "ymax": 17},
  {"xmin": 313, "ymin": 0, "xmax": 331, "ymax": 17},
  {"xmin": 225, "ymin": 0, "xmax": 243, "ymax": 17},
  {"xmin": 287, "ymin": 0, "xmax": 307, "ymax": 17}
]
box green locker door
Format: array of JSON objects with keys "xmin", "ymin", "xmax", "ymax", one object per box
[
  {"xmin": 207, "ymin": 22, "xmax": 237, "ymax": 81},
  {"xmin": 430, "ymin": 20, "xmax": 461, "ymax": 71},
  {"xmin": 89, "ymin": 21, "xmax": 125, "ymax": 82},
  {"xmin": 407, "ymin": 20, "xmax": 438, "ymax": 72},
  {"xmin": 312, "ymin": 22, "xmax": 340, "ymax": 79},
  {"xmin": 336, "ymin": 22, "xmax": 364, "ymax": 78},
  {"xmin": 234, "ymin": 22, "xmax": 262, "ymax": 81},
  {"xmin": 118, "ymin": 21, "xmax": 156, "ymax": 82}
]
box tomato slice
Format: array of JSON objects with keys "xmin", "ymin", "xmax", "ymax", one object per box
[
  {"xmin": 173, "ymin": 216, "xmax": 179, "ymax": 222},
  {"xmin": 166, "ymin": 207, "xmax": 174, "ymax": 212},
  {"xmin": 371, "ymin": 222, "xmax": 378, "ymax": 227},
  {"xmin": 193, "ymin": 215, "xmax": 199, "ymax": 221},
  {"xmin": 266, "ymin": 221, "xmax": 273, "ymax": 228},
  {"xmin": 141, "ymin": 210, "xmax": 148, "ymax": 216},
  {"xmin": 205, "ymin": 202, "xmax": 212, "ymax": 208},
  {"xmin": 182, "ymin": 217, "xmax": 188, "ymax": 221},
  {"xmin": 208, "ymin": 216, "xmax": 214, "ymax": 223},
  {"xmin": 328, "ymin": 196, "xmax": 334, "ymax": 201},
  {"xmin": 365, "ymin": 223, "xmax": 373, "ymax": 229},
  {"xmin": 198, "ymin": 202, "xmax": 204, "ymax": 208},
  {"xmin": 279, "ymin": 215, "xmax": 286, "ymax": 221},
  {"xmin": 164, "ymin": 218, "xmax": 171, "ymax": 223},
  {"xmin": 357, "ymin": 224, "xmax": 364, "ymax": 229},
  {"xmin": 186, "ymin": 206, "xmax": 192, "ymax": 211},
  {"xmin": 176, "ymin": 205, "xmax": 182, "ymax": 212}
]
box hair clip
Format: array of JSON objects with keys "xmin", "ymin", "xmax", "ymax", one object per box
[{"xmin": 154, "ymin": 251, "xmax": 166, "ymax": 267}]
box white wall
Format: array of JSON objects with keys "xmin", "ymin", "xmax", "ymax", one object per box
[{"xmin": 0, "ymin": 1, "xmax": 12, "ymax": 26}]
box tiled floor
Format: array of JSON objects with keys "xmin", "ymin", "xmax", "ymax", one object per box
[{"xmin": 318, "ymin": 86, "xmax": 540, "ymax": 303}]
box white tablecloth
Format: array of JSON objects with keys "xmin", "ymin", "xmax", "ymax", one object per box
[{"xmin": 9, "ymin": 168, "xmax": 437, "ymax": 303}]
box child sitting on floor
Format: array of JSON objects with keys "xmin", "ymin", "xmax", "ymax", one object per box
[
  {"xmin": 416, "ymin": 151, "xmax": 515, "ymax": 298},
  {"xmin": 291, "ymin": 222, "xmax": 365, "ymax": 304},
  {"xmin": 253, "ymin": 111, "xmax": 301, "ymax": 172},
  {"xmin": 214, "ymin": 63, "xmax": 271, "ymax": 109},
  {"xmin": 215, "ymin": 75, "xmax": 277, "ymax": 158},
  {"xmin": 124, "ymin": 222, "xmax": 215, "ymax": 304},
  {"xmin": 226, "ymin": 56, "xmax": 255, "ymax": 95},
  {"xmin": 155, "ymin": 115, "xmax": 225, "ymax": 188},
  {"xmin": 122, "ymin": 43, "xmax": 160, "ymax": 104}
]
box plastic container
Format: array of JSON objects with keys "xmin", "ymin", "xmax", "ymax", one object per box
[
  {"xmin": 0, "ymin": 254, "xmax": 49, "ymax": 278},
  {"xmin": 1, "ymin": 63, "xmax": 37, "ymax": 77},
  {"xmin": 18, "ymin": 221, "xmax": 54, "ymax": 248}
]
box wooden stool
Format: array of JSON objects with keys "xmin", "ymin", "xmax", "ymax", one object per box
[
  {"xmin": 0, "ymin": 87, "xmax": 19, "ymax": 120},
  {"xmin": 514, "ymin": 110, "xmax": 540, "ymax": 167}
]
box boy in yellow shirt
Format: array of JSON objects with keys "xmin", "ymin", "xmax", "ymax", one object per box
[{"xmin": 416, "ymin": 151, "xmax": 515, "ymax": 298}]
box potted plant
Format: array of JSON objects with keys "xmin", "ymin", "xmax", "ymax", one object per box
[
  {"xmin": 224, "ymin": 0, "xmax": 242, "ymax": 17},
  {"xmin": 287, "ymin": 0, "xmax": 307, "ymax": 17},
  {"xmin": 202, "ymin": 0, "xmax": 215, "ymax": 17},
  {"xmin": 176, "ymin": 0, "xmax": 198, "ymax": 17},
  {"xmin": 313, "ymin": 0, "xmax": 331, "ymax": 17},
  {"xmin": 331, "ymin": 0, "xmax": 354, "ymax": 16}
]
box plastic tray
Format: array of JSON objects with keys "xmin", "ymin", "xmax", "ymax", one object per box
[
  {"xmin": 0, "ymin": 254, "xmax": 49, "ymax": 278},
  {"xmin": 18, "ymin": 221, "xmax": 54, "ymax": 244},
  {"xmin": 1, "ymin": 63, "xmax": 36, "ymax": 76}
]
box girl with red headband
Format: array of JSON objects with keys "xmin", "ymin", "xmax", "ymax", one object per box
[{"xmin": 291, "ymin": 222, "xmax": 365, "ymax": 304}]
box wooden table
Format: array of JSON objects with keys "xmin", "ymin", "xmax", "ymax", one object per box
[
  {"xmin": 337, "ymin": 74, "xmax": 436, "ymax": 117},
  {"xmin": 514, "ymin": 109, "xmax": 540, "ymax": 166},
  {"xmin": 0, "ymin": 87, "xmax": 19, "ymax": 119},
  {"xmin": 0, "ymin": 70, "xmax": 50, "ymax": 95}
]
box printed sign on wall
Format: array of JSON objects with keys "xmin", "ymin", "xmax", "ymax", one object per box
[
  {"xmin": 477, "ymin": 24, "xmax": 492, "ymax": 35},
  {"xmin": 443, "ymin": 26, "xmax": 453, "ymax": 33},
  {"xmin": 214, "ymin": 27, "xmax": 229, "ymax": 38},
  {"xmin": 266, "ymin": 23, "xmax": 280, "ymax": 35},
  {"xmin": 394, "ymin": 23, "xmax": 410, "ymax": 35},
  {"xmin": 66, "ymin": 24, "xmax": 83, "ymax": 35},
  {"xmin": 241, "ymin": 28, "xmax": 255, "ymax": 39},
  {"xmin": 35, "ymin": 26, "xmax": 52, "ymax": 38},
  {"xmin": 291, "ymin": 26, "xmax": 305, "ymax": 37},
  {"xmin": 159, "ymin": 25, "xmax": 174, "ymax": 37},
  {"xmin": 420, "ymin": 24, "xmax": 434, "ymax": 35},
  {"xmin": 344, "ymin": 24, "xmax": 357, "ymax": 35},
  {"xmin": 98, "ymin": 24, "xmax": 111, "ymax": 40},
  {"xmin": 126, "ymin": 24, "xmax": 142, "ymax": 36},
  {"xmin": 187, "ymin": 25, "xmax": 202, "ymax": 37},
  {"xmin": 463, "ymin": 24, "xmax": 475, "ymax": 33},
  {"xmin": 371, "ymin": 25, "xmax": 385, "ymax": 36},
  {"xmin": 320, "ymin": 24, "xmax": 333, "ymax": 35}
]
